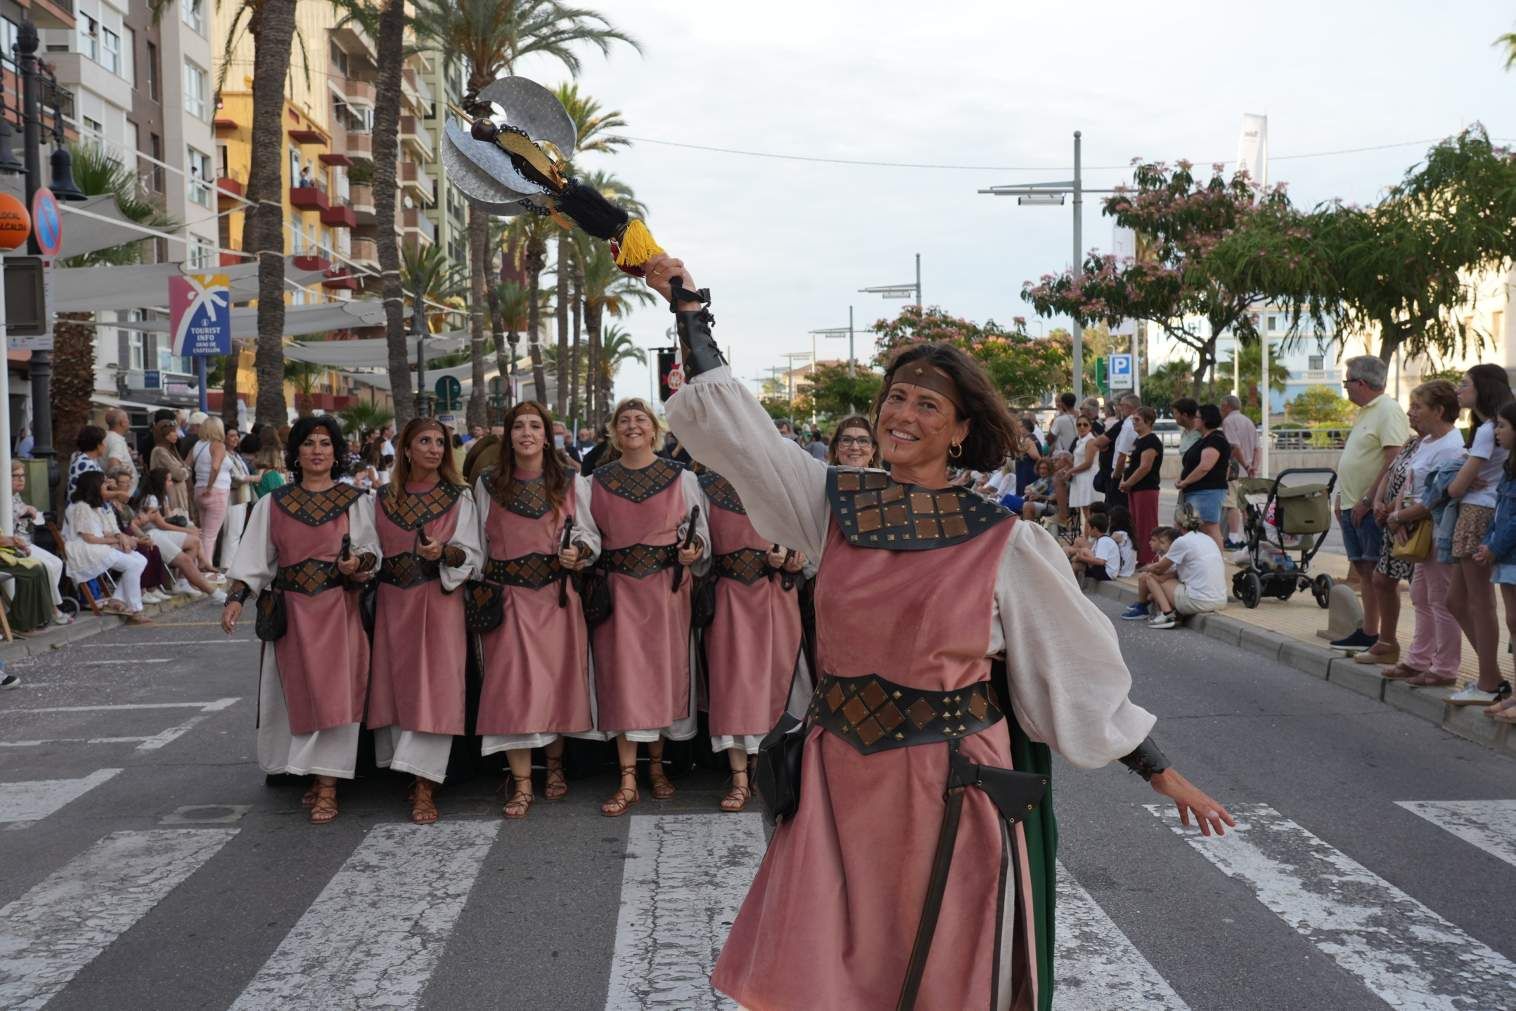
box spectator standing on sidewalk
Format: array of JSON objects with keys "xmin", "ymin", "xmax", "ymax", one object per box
[
  {"xmin": 102, "ymin": 408, "xmax": 138, "ymax": 493},
  {"xmin": 1080, "ymin": 396, "xmax": 1106, "ymax": 437},
  {"xmin": 1331, "ymin": 356, "xmax": 1409, "ymax": 656},
  {"xmin": 1120, "ymin": 406, "xmax": 1164, "ymax": 563},
  {"xmin": 1170, "ymin": 398, "xmax": 1200, "ymax": 524},
  {"xmin": 1103, "ymin": 393, "xmax": 1141, "ymax": 509},
  {"xmin": 1358, "ymin": 422, "xmax": 1424, "ymax": 673},
  {"xmin": 1473, "ymin": 401, "xmax": 1516, "ymax": 723},
  {"xmin": 1383, "ymin": 380, "xmax": 1463, "ymax": 686},
  {"xmin": 1220, "ymin": 395, "xmax": 1259, "ymax": 550},
  {"xmin": 1175, "ymin": 405, "xmax": 1230, "ymax": 551},
  {"xmin": 1050, "ymin": 392, "xmax": 1079, "ymax": 453},
  {"xmin": 1123, "ymin": 525, "xmax": 1226, "ymax": 628},
  {"xmin": 1442, "ymin": 365, "xmax": 1514, "ymax": 707}
]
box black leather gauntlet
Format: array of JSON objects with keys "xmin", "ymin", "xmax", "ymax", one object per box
[
  {"xmin": 670, "ymin": 279, "xmax": 724, "ymax": 378},
  {"xmin": 1119, "ymin": 736, "xmax": 1170, "ymax": 781},
  {"xmin": 225, "ymin": 581, "xmax": 252, "ymax": 606}
]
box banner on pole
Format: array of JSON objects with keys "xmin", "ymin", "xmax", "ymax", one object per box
[
  {"xmin": 169, "ymin": 273, "xmax": 231, "ymax": 357},
  {"xmin": 1236, "ymin": 113, "xmax": 1268, "ymax": 188}
]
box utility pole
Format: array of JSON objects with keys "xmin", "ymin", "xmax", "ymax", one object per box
[
  {"xmin": 914, "ymin": 253, "xmax": 921, "ymax": 310},
  {"xmin": 19, "ymin": 21, "xmax": 50, "ymax": 474}
]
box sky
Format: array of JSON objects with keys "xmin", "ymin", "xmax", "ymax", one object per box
[{"xmin": 507, "ymin": 0, "xmax": 1516, "ymax": 408}]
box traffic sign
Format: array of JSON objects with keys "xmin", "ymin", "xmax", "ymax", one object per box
[
  {"xmin": 435, "ymin": 375, "xmax": 462, "ymax": 411},
  {"xmin": 169, "ymin": 274, "xmax": 231, "ymax": 356},
  {"xmin": 1109, "ymin": 353, "xmax": 1134, "ymax": 391},
  {"xmin": 31, "ymin": 187, "xmax": 61, "ymax": 257}
]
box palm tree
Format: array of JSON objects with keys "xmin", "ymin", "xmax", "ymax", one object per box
[
  {"xmin": 503, "ymin": 213, "xmax": 558, "ymax": 406},
  {"xmin": 596, "ymin": 323, "xmax": 646, "ymax": 417},
  {"xmin": 409, "ymin": 0, "xmax": 637, "ymax": 421},
  {"xmin": 1497, "ymin": 30, "xmax": 1516, "ymax": 70},
  {"xmin": 489, "ymin": 280, "xmax": 547, "ymax": 407},
  {"xmin": 51, "ymin": 144, "xmax": 175, "ymax": 502},
  {"xmin": 284, "ymin": 359, "xmax": 327, "ymax": 417},
  {"xmin": 551, "ymin": 82, "xmax": 630, "ymax": 417},
  {"xmin": 579, "ymin": 242, "xmax": 655, "ymax": 424},
  {"xmin": 401, "ymin": 244, "xmax": 467, "ymax": 408},
  {"xmin": 220, "ymin": 0, "xmax": 302, "ymax": 425}
]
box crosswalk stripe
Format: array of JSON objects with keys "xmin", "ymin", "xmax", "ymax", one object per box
[
  {"xmin": 1148, "ymin": 802, "xmax": 1516, "ymax": 1010},
  {"xmin": 228, "ymin": 821, "xmax": 499, "ymax": 1010},
  {"xmin": 1055, "ymin": 861, "xmax": 1190, "ymax": 1009},
  {"xmin": 1396, "ymin": 799, "xmax": 1516, "ymax": 871},
  {"xmin": 0, "ymin": 828, "xmax": 237, "ymax": 1011},
  {"xmin": 606, "ymin": 813, "xmax": 766, "ymax": 1011},
  {"xmin": 0, "ymin": 769, "xmax": 121, "ymax": 827}
]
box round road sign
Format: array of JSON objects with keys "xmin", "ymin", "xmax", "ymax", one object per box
[{"xmin": 31, "ymin": 187, "xmax": 62, "ymax": 257}]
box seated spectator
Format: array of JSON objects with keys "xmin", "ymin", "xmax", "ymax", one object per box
[
  {"xmin": 68, "ymin": 425, "xmax": 108, "ymax": 501},
  {"xmin": 63, "ymin": 472, "xmax": 151, "ymax": 624},
  {"xmin": 137, "ymin": 468, "xmax": 219, "ymax": 590},
  {"xmin": 9, "ymin": 461, "xmax": 69, "ymax": 624},
  {"xmin": 1064, "ymin": 512, "xmax": 1121, "ymax": 583},
  {"xmin": 1009, "ymin": 457, "xmax": 1055, "ymax": 518},
  {"xmin": 0, "ymin": 524, "xmax": 60, "ymax": 633},
  {"xmin": 1108, "ymin": 505, "xmax": 1138, "ymax": 578},
  {"xmin": 1123, "ymin": 525, "xmax": 1226, "ymax": 629},
  {"xmin": 104, "ymin": 469, "xmax": 174, "ymax": 605}
]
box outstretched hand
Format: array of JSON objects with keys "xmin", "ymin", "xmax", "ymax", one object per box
[
  {"xmin": 1150, "ymin": 769, "xmax": 1235, "ymax": 837},
  {"xmin": 640, "ymin": 254, "xmax": 702, "ymax": 309}
]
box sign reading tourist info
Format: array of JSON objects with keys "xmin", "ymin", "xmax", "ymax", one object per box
[
  {"xmin": 169, "ymin": 274, "xmax": 232, "ymax": 357},
  {"xmin": 1108, "ymin": 353, "xmax": 1134, "ymax": 391}
]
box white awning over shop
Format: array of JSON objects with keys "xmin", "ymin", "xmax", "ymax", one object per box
[
  {"xmin": 285, "ymin": 331, "xmax": 470, "ymax": 368},
  {"xmin": 106, "ymin": 299, "xmax": 390, "ymax": 339},
  {"xmin": 50, "ymin": 259, "xmax": 328, "ymax": 314}
]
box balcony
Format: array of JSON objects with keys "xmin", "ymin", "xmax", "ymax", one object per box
[
  {"xmin": 293, "ymin": 253, "xmax": 331, "ymax": 272},
  {"xmin": 343, "ymin": 129, "xmax": 372, "ymax": 160},
  {"xmin": 216, "ymin": 176, "xmax": 245, "ymax": 205},
  {"xmin": 29, "ymin": 0, "xmax": 75, "ymax": 30},
  {"xmin": 350, "ymin": 236, "xmax": 379, "ymax": 267},
  {"xmin": 289, "ymin": 126, "xmax": 326, "ymax": 145},
  {"xmin": 219, "ymin": 251, "xmax": 247, "ymax": 268},
  {"xmin": 350, "ymin": 184, "xmax": 375, "ymax": 224},
  {"xmin": 399, "ymin": 116, "xmax": 433, "ymax": 160},
  {"xmin": 322, "ymin": 202, "xmax": 357, "ymax": 229},
  {"xmin": 323, "ymin": 266, "xmax": 359, "ymax": 291},
  {"xmin": 330, "ymin": 22, "xmax": 377, "ymax": 65},
  {"xmin": 401, "ymin": 207, "xmax": 435, "ymax": 246},
  {"xmin": 290, "ymin": 181, "xmax": 329, "ymax": 212},
  {"xmin": 400, "ymin": 161, "xmax": 434, "ymax": 203},
  {"xmin": 331, "ymin": 76, "xmax": 376, "ymax": 108}
]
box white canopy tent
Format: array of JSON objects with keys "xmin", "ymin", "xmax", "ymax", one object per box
[
  {"xmin": 285, "ymin": 331, "xmax": 470, "ymax": 367},
  {"xmin": 49, "ymin": 258, "xmax": 328, "ymax": 314},
  {"xmin": 103, "ymin": 299, "xmax": 390, "ymax": 338}
]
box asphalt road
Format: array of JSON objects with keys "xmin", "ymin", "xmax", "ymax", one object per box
[{"xmin": 1, "ymin": 597, "xmax": 1511, "ymax": 1010}]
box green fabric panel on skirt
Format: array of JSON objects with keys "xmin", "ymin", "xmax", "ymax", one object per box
[{"xmin": 1001, "ymin": 663, "xmax": 1057, "ymax": 1011}]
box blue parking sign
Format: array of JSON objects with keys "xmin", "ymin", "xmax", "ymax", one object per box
[{"xmin": 1109, "ymin": 353, "xmax": 1134, "ymax": 390}]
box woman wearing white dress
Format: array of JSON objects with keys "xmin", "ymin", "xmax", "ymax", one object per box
[
  {"xmin": 1067, "ymin": 416, "xmax": 1100, "ymax": 522},
  {"xmin": 63, "ymin": 471, "xmax": 150, "ymax": 623}
]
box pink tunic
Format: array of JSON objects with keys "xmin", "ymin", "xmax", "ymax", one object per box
[
  {"xmin": 702, "ymin": 472, "xmax": 803, "ymax": 738},
  {"xmin": 589, "ymin": 459, "xmax": 695, "ymax": 733},
  {"xmin": 268, "ymin": 486, "xmax": 370, "ymax": 736},
  {"xmin": 477, "ymin": 474, "xmax": 592, "ymax": 736},
  {"xmin": 367, "ymin": 482, "xmax": 469, "ymax": 736},
  {"xmin": 712, "ymin": 513, "xmax": 1032, "ymax": 1011}
]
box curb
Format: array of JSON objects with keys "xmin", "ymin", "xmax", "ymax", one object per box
[
  {"xmin": 0, "ymin": 590, "xmax": 209, "ymax": 663},
  {"xmin": 1090, "ymin": 580, "xmax": 1515, "ymax": 761}
]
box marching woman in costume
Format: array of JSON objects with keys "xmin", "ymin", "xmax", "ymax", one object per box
[
  {"xmin": 699, "ymin": 466, "xmax": 810, "ymax": 812},
  {"xmin": 367, "ymin": 418, "xmax": 482, "ymax": 824},
  {"xmin": 222, "ymin": 415, "xmax": 379, "ymax": 825},
  {"xmin": 653, "ymin": 254, "xmax": 1233, "ymax": 1011},
  {"xmin": 475, "ymin": 402, "xmax": 601, "ymax": 819},
  {"xmin": 589, "ymin": 398, "xmax": 709, "ymax": 817}
]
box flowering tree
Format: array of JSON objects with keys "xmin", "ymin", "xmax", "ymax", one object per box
[
  {"xmin": 1023, "ymin": 161, "xmax": 1302, "ymax": 392},
  {"xmin": 799, "ymin": 362, "xmax": 884, "ymax": 421},
  {"xmin": 872, "ymin": 306, "xmax": 1069, "ymax": 407}
]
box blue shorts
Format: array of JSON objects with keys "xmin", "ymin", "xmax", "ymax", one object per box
[
  {"xmin": 1493, "ymin": 562, "xmax": 1516, "ymax": 585},
  {"xmin": 1185, "ymin": 488, "xmax": 1226, "ymax": 525},
  {"xmin": 1338, "ymin": 508, "xmax": 1384, "ymax": 563}
]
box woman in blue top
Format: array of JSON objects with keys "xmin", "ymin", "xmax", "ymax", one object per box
[{"xmin": 1472, "ymin": 400, "xmax": 1516, "ymax": 723}]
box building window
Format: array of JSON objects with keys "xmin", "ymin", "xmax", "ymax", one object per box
[
  {"xmin": 188, "ymin": 147, "xmax": 213, "ymax": 207},
  {"xmin": 77, "ymin": 14, "xmax": 99, "ymax": 63},
  {"xmin": 101, "ymin": 27, "xmax": 121, "ymax": 74},
  {"xmin": 190, "ymin": 238, "xmax": 215, "ymax": 269},
  {"xmin": 184, "ymin": 62, "xmax": 209, "ymax": 120},
  {"xmin": 122, "ymin": 27, "xmax": 135, "ymax": 84},
  {"xmin": 1, "ymin": 17, "xmax": 18, "ymax": 59},
  {"xmin": 182, "ymin": 0, "xmax": 205, "ymax": 35},
  {"xmin": 1308, "ymin": 355, "xmax": 1324, "ymax": 372},
  {"xmin": 148, "ymin": 133, "xmax": 165, "ymax": 193},
  {"xmin": 145, "ymin": 41, "xmax": 160, "ymax": 101},
  {"xmin": 82, "ymin": 114, "xmax": 103, "ymax": 137}
]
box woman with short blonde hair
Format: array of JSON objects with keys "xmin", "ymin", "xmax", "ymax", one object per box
[{"xmin": 190, "ymin": 416, "xmax": 232, "ymax": 568}]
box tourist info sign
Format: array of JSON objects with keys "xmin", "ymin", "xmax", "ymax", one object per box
[{"xmin": 169, "ymin": 274, "xmax": 231, "ymax": 357}]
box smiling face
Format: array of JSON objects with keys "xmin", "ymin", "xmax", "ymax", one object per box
[
  {"xmin": 614, "ymin": 407, "xmax": 656, "ymax": 454},
  {"xmin": 406, "ymin": 425, "xmax": 447, "ymax": 476},
  {"xmin": 877, "ymin": 381, "xmax": 969, "ymax": 477},
  {"xmin": 834, "ymin": 425, "xmax": 875, "ymax": 468},
  {"xmin": 511, "ymin": 412, "xmax": 547, "ymax": 463},
  {"xmin": 298, "ymin": 429, "xmax": 335, "ymax": 478}
]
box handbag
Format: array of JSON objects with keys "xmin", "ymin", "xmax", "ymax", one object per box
[
  {"xmin": 754, "ymin": 713, "xmax": 806, "ymax": 823},
  {"xmin": 463, "ymin": 579, "xmax": 505, "ymax": 633},
  {"xmin": 1391, "ymin": 518, "xmax": 1433, "ymax": 562},
  {"xmin": 254, "ymin": 588, "xmax": 287, "ymax": 642},
  {"xmin": 577, "ymin": 567, "xmax": 613, "ymax": 627}
]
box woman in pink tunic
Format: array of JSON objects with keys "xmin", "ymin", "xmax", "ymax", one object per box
[
  {"xmin": 367, "ymin": 418, "xmax": 482, "ymax": 824},
  {"xmin": 699, "ymin": 467, "xmax": 810, "ymax": 813},
  {"xmin": 475, "ymin": 402, "xmax": 601, "ymax": 819},
  {"xmin": 222, "ymin": 415, "xmax": 379, "ymax": 825},
  {"xmin": 589, "ymin": 398, "xmax": 709, "ymax": 817},
  {"xmin": 654, "ymin": 253, "xmax": 1235, "ymax": 1010}
]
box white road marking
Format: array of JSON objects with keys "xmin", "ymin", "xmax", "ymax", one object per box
[
  {"xmin": 0, "ymin": 698, "xmax": 238, "ymax": 752},
  {"xmin": 81, "ymin": 639, "xmax": 250, "ymax": 647},
  {"xmin": 0, "ymin": 828, "xmax": 237, "ymax": 1010},
  {"xmin": 1055, "ymin": 861, "xmax": 1190, "ymax": 1009},
  {"xmin": 0, "ymin": 769, "xmax": 122, "ymax": 827},
  {"xmin": 1149, "ymin": 802, "xmax": 1516, "ymax": 1010},
  {"xmin": 1397, "ymin": 799, "xmax": 1516, "ymax": 871},
  {"xmin": 77, "ymin": 659, "xmax": 172, "ymax": 666},
  {"xmin": 606, "ymin": 813, "xmax": 766, "ymax": 1011},
  {"xmin": 5, "ymin": 698, "xmax": 239, "ymax": 714},
  {"xmin": 0, "ymin": 737, "xmax": 153, "ymax": 748},
  {"xmin": 229, "ymin": 821, "xmax": 499, "ymax": 1010}
]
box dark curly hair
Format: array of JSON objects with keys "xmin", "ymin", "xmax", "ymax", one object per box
[
  {"xmin": 285, "ymin": 415, "xmax": 347, "ymax": 481},
  {"xmin": 869, "ymin": 343, "xmax": 1016, "ymax": 473}
]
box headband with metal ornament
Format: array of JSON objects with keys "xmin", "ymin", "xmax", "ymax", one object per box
[{"xmin": 888, "ymin": 363, "xmax": 965, "ymax": 415}]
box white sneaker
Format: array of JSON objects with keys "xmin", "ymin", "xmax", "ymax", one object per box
[
  {"xmin": 52, "ymin": 612, "xmax": 73, "ymax": 626},
  {"xmin": 211, "ymin": 589, "xmax": 227, "ymax": 604},
  {"xmin": 173, "ymin": 579, "xmax": 194, "ymax": 596},
  {"xmin": 1446, "ymin": 684, "xmax": 1504, "ymax": 706},
  {"xmin": 184, "ymin": 587, "xmax": 206, "ymax": 599},
  {"xmin": 1148, "ymin": 612, "xmax": 1178, "ymax": 630},
  {"xmin": 142, "ymin": 591, "xmax": 165, "ymax": 605}
]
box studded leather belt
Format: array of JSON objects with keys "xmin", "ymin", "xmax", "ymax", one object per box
[
  {"xmin": 602, "ymin": 543, "xmax": 678, "ymax": 579},
  {"xmin": 713, "ymin": 548, "xmax": 770, "ymax": 585},
  {"xmin": 377, "ymin": 553, "xmax": 442, "ymax": 588},
  {"xmin": 483, "ymin": 552, "xmax": 560, "ymax": 590},
  {"xmin": 272, "ymin": 558, "xmax": 347, "ymax": 596},
  {"xmin": 808, "ymin": 672, "xmax": 1004, "ymax": 754}
]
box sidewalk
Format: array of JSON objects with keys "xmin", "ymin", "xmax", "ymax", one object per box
[{"xmin": 1094, "ymin": 551, "xmax": 1515, "ymax": 760}]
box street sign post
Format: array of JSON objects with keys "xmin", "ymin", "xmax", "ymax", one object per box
[
  {"xmin": 144, "ymin": 369, "xmax": 161, "ymax": 389},
  {"xmin": 30, "ymin": 187, "xmax": 61, "ymax": 258},
  {"xmin": 435, "ymin": 375, "xmax": 462, "ymax": 412},
  {"xmin": 170, "ymin": 273, "xmax": 231, "ymax": 412},
  {"xmin": 1109, "ymin": 353, "xmax": 1134, "ymax": 391}
]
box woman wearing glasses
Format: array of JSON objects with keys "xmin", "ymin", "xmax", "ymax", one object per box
[{"xmin": 827, "ymin": 416, "xmax": 878, "ymax": 469}]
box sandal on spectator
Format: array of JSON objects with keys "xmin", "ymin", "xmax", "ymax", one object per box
[
  {"xmin": 1383, "ymin": 663, "xmax": 1426, "ymax": 680},
  {"xmin": 1406, "ymin": 673, "xmax": 1457, "ymax": 687}
]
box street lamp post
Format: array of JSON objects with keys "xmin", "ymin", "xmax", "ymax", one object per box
[
  {"xmin": 859, "ymin": 254, "xmax": 922, "ymax": 311},
  {"xmin": 978, "ymin": 131, "xmax": 1115, "ymax": 401},
  {"xmin": 808, "ymin": 305, "xmax": 856, "ymax": 377},
  {"xmin": 781, "ymin": 351, "xmax": 811, "ymax": 423}
]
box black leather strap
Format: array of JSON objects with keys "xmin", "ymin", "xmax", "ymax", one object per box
[
  {"xmin": 1119, "ymin": 735, "xmax": 1170, "ymax": 781},
  {"xmin": 898, "ymin": 748, "xmax": 966, "ymax": 1011},
  {"xmin": 225, "ymin": 581, "xmax": 252, "ymax": 605},
  {"xmin": 669, "ymin": 278, "xmax": 723, "ymax": 378}
]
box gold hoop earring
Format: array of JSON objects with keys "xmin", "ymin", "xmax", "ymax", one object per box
[{"xmin": 949, "ymin": 442, "xmax": 963, "ymax": 459}]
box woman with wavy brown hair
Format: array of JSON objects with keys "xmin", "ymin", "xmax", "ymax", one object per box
[
  {"xmin": 366, "ymin": 418, "xmax": 482, "ymax": 823},
  {"xmin": 826, "ymin": 414, "xmax": 878, "ymax": 469},
  {"xmin": 474, "ymin": 402, "xmax": 601, "ymax": 819}
]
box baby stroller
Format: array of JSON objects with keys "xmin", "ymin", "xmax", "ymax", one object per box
[{"xmin": 1230, "ymin": 469, "xmax": 1337, "ymax": 609}]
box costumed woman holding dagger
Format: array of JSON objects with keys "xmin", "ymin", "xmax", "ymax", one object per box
[
  {"xmin": 221, "ymin": 415, "xmax": 380, "ymax": 825},
  {"xmin": 472, "ymin": 402, "xmax": 602, "ymax": 819},
  {"xmin": 365, "ymin": 418, "xmax": 482, "ymax": 824}
]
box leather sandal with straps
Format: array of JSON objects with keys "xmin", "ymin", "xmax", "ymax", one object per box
[
  {"xmin": 720, "ymin": 769, "xmax": 752, "ymax": 813},
  {"xmin": 502, "ymin": 774, "xmax": 534, "ymax": 819},
  {"xmin": 301, "ymin": 782, "xmax": 320, "ymax": 808},
  {"xmin": 601, "ymin": 765, "xmax": 640, "ymax": 818},
  {"xmin": 648, "ymin": 760, "xmax": 676, "ymax": 800},
  {"xmin": 308, "ymin": 780, "xmax": 338, "ymax": 824},
  {"xmin": 409, "ymin": 779, "xmax": 439, "ymax": 824},
  {"xmin": 544, "ymin": 756, "xmax": 569, "ymax": 800}
]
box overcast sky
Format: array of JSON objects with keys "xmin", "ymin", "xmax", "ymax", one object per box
[{"xmin": 510, "ymin": 0, "xmax": 1516, "ymax": 408}]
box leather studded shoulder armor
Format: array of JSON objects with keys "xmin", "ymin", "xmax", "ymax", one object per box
[
  {"xmin": 593, "ymin": 457, "xmax": 685, "ymax": 503},
  {"xmin": 698, "ymin": 468, "xmax": 746, "ymax": 515},
  {"xmin": 273, "ymin": 483, "xmax": 363, "ymax": 527},
  {"xmin": 827, "ymin": 468, "xmax": 1011, "ymax": 550}
]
